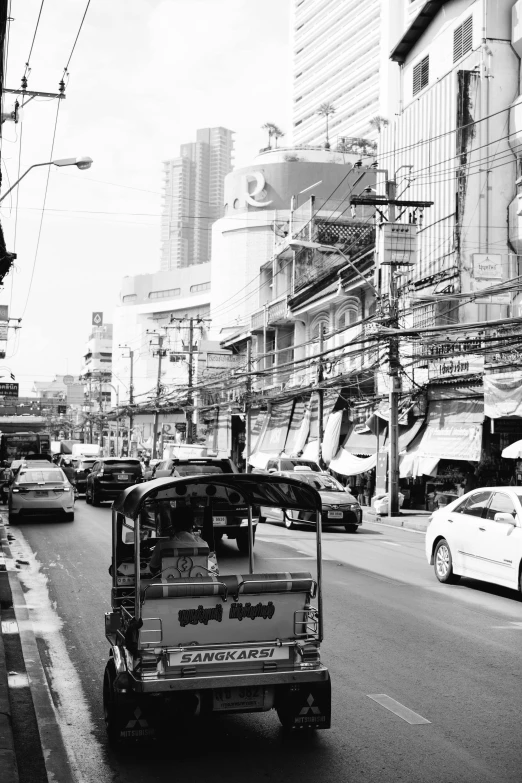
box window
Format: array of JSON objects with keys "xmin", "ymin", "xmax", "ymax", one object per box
[
  {"xmin": 485, "ymin": 493, "xmax": 517, "ymax": 521},
  {"xmin": 148, "ymin": 289, "xmax": 181, "ymax": 300},
  {"xmin": 412, "ymin": 55, "xmax": 429, "ymax": 96},
  {"xmin": 337, "ymin": 308, "xmax": 357, "ymax": 330},
  {"xmin": 190, "ymin": 282, "xmax": 211, "ymax": 293},
  {"xmin": 453, "ymin": 15, "xmax": 473, "ymax": 63},
  {"xmin": 462, "ymin": 491, "xmax": 491, "ymax": 518},
  {"xmin": 122, "ymin": 294, "xmax": 137, "ymax": 304}
]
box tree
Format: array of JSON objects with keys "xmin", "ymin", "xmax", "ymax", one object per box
[
  {"xmin": 272, "ymin": 126, "xmax": 285, "ymax": 148},
  {"xmin": 369, "ymin": 115, "xmax": 389, "ymax": 134},
  {"xmin": 316, "ymin": 102, "xmax": 336, "ymax": 149},
  {"xmin": 261, "ymin": 122, "xmax": 278, "ymax": 149}
]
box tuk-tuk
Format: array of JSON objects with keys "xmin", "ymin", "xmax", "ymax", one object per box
[{"xmin": 104, "ymin": 474, "xmax": 331, "ymax": 742}]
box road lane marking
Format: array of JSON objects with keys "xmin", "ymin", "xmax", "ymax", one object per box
[
  {"xmin": 8, "ymin": 672, "xmax": 29, "ymax": 688},
  {"xmin": 368, "ymin": 694, "xmax": 431, "ymax": 725},
  {"xmin": 264, "ymin": 557, "xmax": 313, "ymax": 560},
  {"xmin": 492, "ymin": 621, "xmax": 522, "ymax": 630},
  {"xmin": 1, "ymin": 619, "xmax": 18, "ymax": 634},
  {"xmin": 381, "ymin": 541, "xmax": 400, "ymax": 546}
]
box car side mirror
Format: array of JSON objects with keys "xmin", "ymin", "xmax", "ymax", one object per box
[
  {"xmin": 494, "ymin": 512, "xmax": 516, "ymax": 525},
  {"xmin": 267, "ymin": 468, "xmax": 277, "ymax": 474}
]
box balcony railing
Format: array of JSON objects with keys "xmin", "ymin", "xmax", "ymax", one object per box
[{"xmin": 250, "ymin": 296, "xmax": 289, "ymax": 330}]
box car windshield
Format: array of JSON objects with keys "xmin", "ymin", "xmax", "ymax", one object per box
[
  {"xmin": 174, "ymin": 464, "xmax": 226, "ymax": 476},
  {"xmin": 292, "ymin": 473, "xmax": 345, "ymax": 491},
  {"xmin": 18, "ymin": 469, "xmax": 66, "ymax": 484}
]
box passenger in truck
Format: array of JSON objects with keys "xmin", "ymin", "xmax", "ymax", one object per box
[{"xmin": 148, "ymin": 506, "xmax": 199, "ymax": 574}]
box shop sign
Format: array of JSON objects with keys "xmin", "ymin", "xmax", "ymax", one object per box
[
  {"xmin": 0, "ymin": 382, "xmax": 18, "ymax": 398},
  {"xmin": 425, "ymin": 335, "xmax": 482, "ymax": 357},
  {"xmin": 429, "ymin": 355, "xmax": 484, "ymax": 380},
  {"xmin": 419, "ymin": 425, "xmax": 482, "ymax": 462},
  {"xmin": 473, "ymin": 254, "xmax": 502, "ymax": 280},
  {"xmin": 0, "ymin": 324, "xmax": 7, "ymax": 341},
  {"xmin": 206, "ymin": 351, "xmax": 241, "ymax": 369}
]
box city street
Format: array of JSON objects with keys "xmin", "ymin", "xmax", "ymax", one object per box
[{"xmin": 5, "ymin": 502, "xmax": 521, "ymax": 783}]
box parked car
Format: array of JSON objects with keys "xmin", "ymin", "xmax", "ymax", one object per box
[
  {"xmin": 85, "ymin": 458, "xmax": 143, "ymax": 506},
  {"xmin": 151, "ymin": 456, "xmax": 239, "ymax": 480},
  {"xmin": 253, "ymin": 457, "xmax": 323, "ymax": 474},
  {"xmin": 70, "ymin": 456, "xmax": 97, "ymax": 493},
  {"xmin": 262, "ymin": 470, "xmax": 362, "ymax": 532},
  {"xmin": 145, "ymin": 456, "xmax": 256, "ymax": 552},
  {"xmin": 8, "ymin": 466, "xmax": 75, "ymax": 522},
  {"xmin": 426, "ymin": 487, "xmax": 522, "ymax": 593}
]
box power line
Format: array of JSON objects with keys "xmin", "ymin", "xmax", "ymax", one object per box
[
  {"xmin": 63, "ymin": 0, "xmax": 91, "ymax": 74},
  {"xmin": 23, "ymin": 0, "xmax": 45, "ymax": 78},
  {"xmin": 20, "ymin": 98, "xmax": 61, "ymax": 318}
]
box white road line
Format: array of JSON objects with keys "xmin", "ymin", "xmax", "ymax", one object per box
[
  {"xmin": 381, "ymin": 541, "xmax": 400, "ymax": 546},
  {"xmin": 1, "ymin": 619, "xmax": 18, "ymax": 634},
  {"xmin": 368, "ymin": 694, "xmax": 431, "ymax": 725},
  {"xmin": 492, "ymin": 621, "xmax": 522, "ymax": 630},
  {"xmin": 264, "ymin": 557, "xmax": 313, "ymax": 560}
]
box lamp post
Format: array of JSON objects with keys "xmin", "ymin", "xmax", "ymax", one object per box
[
  {"xmin": 288, "ymin": 239, "xmax": 379, "ymax": 298},
  {"xmin": 0, "ymin": 156, "xmax": 93, "ymax": 203}
]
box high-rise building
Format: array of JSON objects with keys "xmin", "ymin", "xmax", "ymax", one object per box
[
  {"xmin": 290, "ymin": 1, "xmax": 416, "ymax": 148},
  {"xmin": 161, "ymin": 127, "xmax": 234, "ymax": 270}
]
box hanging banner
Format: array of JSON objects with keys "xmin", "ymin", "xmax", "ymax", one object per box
[{"xmin": 484, "ymin": 371, "xmax": 522, "ymax": 419}]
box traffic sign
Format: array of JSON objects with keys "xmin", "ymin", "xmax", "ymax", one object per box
[
  {"xmin": 63, "ymin": 374, "xmax": 74, "ymax": 384},
  {"xmin": 92, "ymin": 312, "xmax": 103, "ymax": 326}
]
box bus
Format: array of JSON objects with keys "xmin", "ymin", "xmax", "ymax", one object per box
[{"xmin": 0, "ymin": 431, "xmax": 52, "ymax": 465}]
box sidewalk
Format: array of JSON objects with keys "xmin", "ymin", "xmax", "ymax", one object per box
[
  {"xmin": 0, "ymin": 524, "xmax": 18, "ymax": 783},
  {"xmin": 362, "ymin": 506, "xmax": 432, "ymax": 533}
]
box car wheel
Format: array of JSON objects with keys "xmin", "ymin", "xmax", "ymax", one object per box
[
  {"xmin": 236, "ymin": 528, "xmax": 255, "ymax": 553},
  {"xmin": 85, "ymin": 485, "xmax": 92, "ymax": 505},
  {"xmin": 345, "ymin": 524, "xmax": 358, "ymax": 533},
  {"xmin": 65, "ymin": 512, "xmax": 74, "ymax": 522},
  {"xmin": 103, "ymin": 660, "xmax": 127, "ymax": 746},
  {"xmin": 434, "ymin": 538, "xmax": 460, "ymax": 584},
  {"xmin": 91, "ymin": 485, "xmax": 101, "ymax": 507},
  {"xmin": 285, "ymin": 515, "xmax": 296, "ymax": 530}
]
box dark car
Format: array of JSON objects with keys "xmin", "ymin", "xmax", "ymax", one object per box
[
  {"xmin": 70, "ymin": 457, "xmax": 97, "ymax": 493},
  {"xmin": 144, "ymin": 457, "xmax": 255, "ymax": 552},
  {"xmin": 85, "ymin": 458, "xmax": 143, "ymax": 505},
  {"xmin": 0, "ymin": 467, "xmax": 12, "ymax": 504},
  {"xmin": 263, "ymin": 470, "xmax": 362, "ymax": 532}
]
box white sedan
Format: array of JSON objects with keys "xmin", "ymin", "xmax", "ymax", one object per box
[{"xmin": 425, "ymin": 487, "xmax": 522, "ymax": 593}]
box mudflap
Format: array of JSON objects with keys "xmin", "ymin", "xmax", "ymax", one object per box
[
  {"xmin": 116, "ymin": 699, "xmax": 158, "ymax": 742},
  {"xmin": 276, "ymin": 673, "xmax": 331, "ymax": 730}
]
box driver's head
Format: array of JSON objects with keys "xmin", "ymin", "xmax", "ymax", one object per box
[{"xmin": 169, "ymin": 506, "xmax": 194, "ymax": 534}]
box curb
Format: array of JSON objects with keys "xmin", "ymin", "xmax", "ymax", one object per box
[
  {"xmin": 363, "ymin": 510, "xmax": 430, "ymax": 534},
  {"xmin": 0, "ymin": 524, "xmax": 19, "ymax": 783}
]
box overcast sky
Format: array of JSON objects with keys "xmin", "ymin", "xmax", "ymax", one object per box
[{"xmin": 0, "ymin": 0, "xmax": 291, "ymax": 393}]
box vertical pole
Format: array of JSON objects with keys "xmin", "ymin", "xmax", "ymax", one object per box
[
  {"xmin": 316, "ymin": 509, "xmax": 323, "ymax": 643},
  {"xmin": 152, "ymin": 334, "xmax": 164, "ymax": 459},
  {"xmin": 128, "ymin": 349, "xmax": 134, "ymax": 436},
  {"xmin": 115, "ymin": 389, "xmax": 119, "ymax": 457},
  {"xmin": 247, "ymin": 505, "xmax": 254, "ymax": 574},
  {"xmin": 245, "ymin": 338, "xmax": 252, "ymax": 473},
  {"xmin": 317, "ymin": 325, "xmax": 324, "ymax": 468},
  {"xmin": 88, "ymin": 378, "xmax": 93, "ymax": 444},
  {"xmin": 387, "ymin": 179, "xmax": 400, "ymax": 516},
  {"xmin": 187, "ymin": 318, "xmax": 194, "ymax": 444}
]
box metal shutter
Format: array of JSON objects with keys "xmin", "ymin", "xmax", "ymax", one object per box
[
  {"xmin": 453, "ymin": 15, "xmax": 472, "ymax": 62},
  {"xmin": 413, "ymin": 55, "xmax": 429, "ymax": 95}
]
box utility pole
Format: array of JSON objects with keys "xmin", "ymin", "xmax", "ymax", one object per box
[
  {"xmin": 245, "ymin": 338, "xmax": 252, "ymax": 473},
  {"xmin": 120, "ymin": 345, "xmax": 134, "ymax": 447},
  {"xmin": 186, "ymin": 318, "xmax": 194, "ymax": 444},
  {"xmin": 88, "ymin": 377, "xmax": 93, "ymax": 444},
  {"xmin": 151, "ymin": 333, "xmax": 165, "ymax": 459},
  {"xmin": 387, "ymin": 179, "xmax": 400, "ymax": 516},
  {"xmin": 317, "ymin": 325, "xmax": 324, "ymax": 468}
]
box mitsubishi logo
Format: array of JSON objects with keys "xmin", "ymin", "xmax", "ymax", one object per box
[
  {"xmin": 299, "ymin": 694, "xmax": 321, "ymax": 716},
  {"xmin": 125, "ymin": 707, "xmax": 149, "ymax": 729}
]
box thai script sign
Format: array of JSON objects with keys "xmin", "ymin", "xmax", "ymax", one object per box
[
  {"xmin": 229, "ymin": 601, "xmax": 275, "ymax": 621},
  {"xmin": 171, "ymin": 646, "xmax": 288, "ymax": 666},
  {"xmin": 429, "ymin": 356, "xmax": 484, "ymax": 380},
  {"xmin": 473, "ymin": 254, "xmax": 502, "ymax": 280}
]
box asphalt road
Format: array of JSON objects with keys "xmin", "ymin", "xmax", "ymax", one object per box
[{"xmin": 6, "ymin": 501, "xmax": 522, "ymax": 783}]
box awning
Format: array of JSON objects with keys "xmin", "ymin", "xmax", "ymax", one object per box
[
  {"xmin": 321, "ymin": 410, "xmax": 343, "ymax": 464},
  {"xmin": 342, "ymin": 426, "xmax": 383, "ymax": 455},
  {"xmin": 285, "ymin": 399, "xmax": 308, "ymax": 456},
  {"xmin": 258, "ymin": 400, "xmax": 293, "ymax": 453},
  {"xmin": 330, "ymin": 450, "xmax": 377, "ymax": 476},
  {"xmin": 301, "ymin": 439, "xmax": 319, "ymax": 462},
  {"xmin": 402, "ymin": 399, "xmax": 483, "ymax": 464}
]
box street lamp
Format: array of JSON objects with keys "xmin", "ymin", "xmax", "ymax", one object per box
[
  {"xmin": 288, "ymin": 238, "xmax": 379, "ymax": 298},
  {"xmin": 105, "ymin": 383, "xmax": 120, "ymax": 457},
  {"xmin": 0, "ymin": 156, "xmax": 93, "ymax": 203}
]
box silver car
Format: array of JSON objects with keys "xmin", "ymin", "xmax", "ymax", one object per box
[{"xmin": 9, "ymin": 466, "xmax": 75, "ymax": 522}]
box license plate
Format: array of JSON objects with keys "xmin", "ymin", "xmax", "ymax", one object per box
[
  {"xmin": 213, "ymin": 686, "xmax": 264, "ymax": 712},
  {"xmin": 213, "ymin": 516, "xmax": 227, "ymax": 525},
  {"xmin": 34, "ymin": 490, "xmax": 48, "ymax": 496},
  {"xmin": 117, "ymin": 474, "xmax": 130, "ymax": 481},
  {"xmin": 327, "ymin": 510, "xmax": 343, "ymax": 519}
]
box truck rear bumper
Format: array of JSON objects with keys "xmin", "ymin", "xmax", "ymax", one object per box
[{"xmin": 130, "ymin": 665, "xmax": 329, "ymax": 693}]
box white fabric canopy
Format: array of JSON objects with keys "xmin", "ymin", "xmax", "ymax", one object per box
[
  {"xmin": 321, "ymin": 410, "xmax": 343, "ymax": 464},
  {"xmin": 248, "ymin": 451, "xmax": 272, "ymax": 469},
  {"xmin": 501, "ymin": 440, "xmax": 522, "ymax": 459},
  {"xmin": 289, "ymin": 406, "xmax": 311, "ymax": 456},
  {"xmin": 329, "ymin": 449, "xmax": 377, "ymax": 476},
  {"xmin": 399, "ymin": 454, "xmax": 439, "ymax": 478},
  {"xmin": 300, "ymin": 439, "xmax": 319, "ymax": 462}
]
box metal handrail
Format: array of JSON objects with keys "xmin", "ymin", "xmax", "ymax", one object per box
[{"xmin": 141, "ymin": 579, "xmax": 228, "ymax": 603}]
